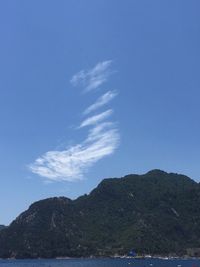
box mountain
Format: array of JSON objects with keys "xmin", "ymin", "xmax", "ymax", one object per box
[
  {"xmin": 1, "ymin": 169, "xmax": 200, "ymax": 258},
  {"xmin": 0, "ymin": 225, "xmax": 5, "ymax": 231}
]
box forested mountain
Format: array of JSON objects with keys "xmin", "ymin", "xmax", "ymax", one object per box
[
  {"xmin": 0, "ymin": 225, "xmax": 5, "ymax": 231},
  {"xmin": 1, "ymin": 170, "xmax": 200, "ymax": 258}
]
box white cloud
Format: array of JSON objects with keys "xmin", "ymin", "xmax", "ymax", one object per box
[
  {"xmin": 79, "ymin": 109, "xmax": 113, "ymax": 128},
  {"xmin": 29, "ymin": 60, "xmax": 120, "ymax": 182},
  {"xmin": 84, "ymin": 90, "xmax": 118, "ymax": 115},
  {"xmin": 29, "ymin": 122, "xmax": 119, "ymax": 182},
  {"xmin": 70, "ymin": 60, "xmax": 113, "ymax": 92}
]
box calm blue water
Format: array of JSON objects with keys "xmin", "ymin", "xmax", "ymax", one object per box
[{"xmin": 0, "ymin": 258, "xmax": 200, "ymax": 267}]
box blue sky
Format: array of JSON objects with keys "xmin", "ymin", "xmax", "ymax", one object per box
[{"xmin": 0, "ymin": 0, "xmax": 200, "ymax": 225}]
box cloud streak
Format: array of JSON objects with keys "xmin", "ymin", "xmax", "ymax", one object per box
[
  {"xmin": 29, "ymin": 122, "xmax": 119, "ymax": 181},
  {"xmin": 83, "ymin": 90, "xmax": 118, "ymax": 115},
  {"xmin": 29, "ymin": 60, "xmax": 120, "ymax": 182},
  {"xmin": 70, "ymin": 60, "xmax": 112, "ymax": 92},
  {"xmin": 79, "ymin": 109, "xmax": 113, "ymax": 128}
]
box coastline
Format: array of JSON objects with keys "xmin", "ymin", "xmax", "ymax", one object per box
[{"xmin": 1, "ymin": 255, "xmax": 200, "ymax": 261}]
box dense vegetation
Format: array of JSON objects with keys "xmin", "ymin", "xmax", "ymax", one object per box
[
  {"xmin": 1, "ymin": 169, "xmax": 200, "ymax": 258},
  {"xmin": 0, "ymin": 225, "xmax": 5, "ymax": 231}
]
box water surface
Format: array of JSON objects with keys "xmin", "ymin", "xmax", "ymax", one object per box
[{"xmin": 0, "ymin": 258, "xmax": 200, "ymax": 267}]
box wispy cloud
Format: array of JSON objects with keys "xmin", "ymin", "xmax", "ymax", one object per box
[
  {"xmin": 29, "ymin": 122, "xmax": 119, "ymax": 182},
  {"xmin": 84, "ymin": 90, "xmax": 118, "ymax": 115},
  {"xmin": 29, "ymin": 60, "xmax": 120, "ymax": 182},
  {"xmin": 79, "ymin": 109, "xmax": 113, "ymax": 128},
  {"xmin": 70, "ymin": 60, "xmax": 113, "ymax": 92}
]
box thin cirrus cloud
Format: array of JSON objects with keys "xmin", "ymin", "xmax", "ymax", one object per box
[
  {"xmin": 83, "ymin": 90, "xmax": 118, "ymax": 115},
  {"xmin": 79, "ymin": 109, "xmax": 113, "ymax": 128},
  {"xmin": 29, "ymin": 60, "xmax": 120, "ymax": 182},
  {"xmin": 70, "ymin": 60, "xmax": 113, "ymax": 92},
  {"xmin": 29, "ymin": 122, "xmax": 119, "ymax": 181}
]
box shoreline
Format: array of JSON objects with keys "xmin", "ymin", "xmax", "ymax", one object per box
[{"xmin": 1, "ymin": 256, "xmax": 200, "ymax": 261}]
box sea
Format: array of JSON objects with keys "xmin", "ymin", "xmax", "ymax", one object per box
[{"xmin": 0, "ymin": 258, "xmax": 200, "ymax": 267}]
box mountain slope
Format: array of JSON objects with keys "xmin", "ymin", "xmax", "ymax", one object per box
[
  {"xmin": 0, "ymin": 170, "xmax": 200, "ymax": 258},
  {"xmin": 0, "ymin": 225, "xmax": 5, "ymax": 231}
]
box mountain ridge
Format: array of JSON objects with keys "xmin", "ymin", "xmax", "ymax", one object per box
[{"xmin": 1, "ymin": 169, "xmax": 200, "ymax": 259}]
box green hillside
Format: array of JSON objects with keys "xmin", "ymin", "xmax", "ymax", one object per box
[{"xmin": 0, "ymin": 170, "xmax": 200, "ymax": 258}]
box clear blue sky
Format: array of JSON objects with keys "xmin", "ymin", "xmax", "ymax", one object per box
[{"xmin": 0, "ymin": 0, "xmax": 200, "ymax": 225}]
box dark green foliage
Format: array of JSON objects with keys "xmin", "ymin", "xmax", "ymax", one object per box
[
  {"xmin": 1, "ymin": 169, "xmax": 200, "ymax": 258},
  {"xmin": 0, "ymin": 225, "xmax": 5, "ymax": 231}
]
